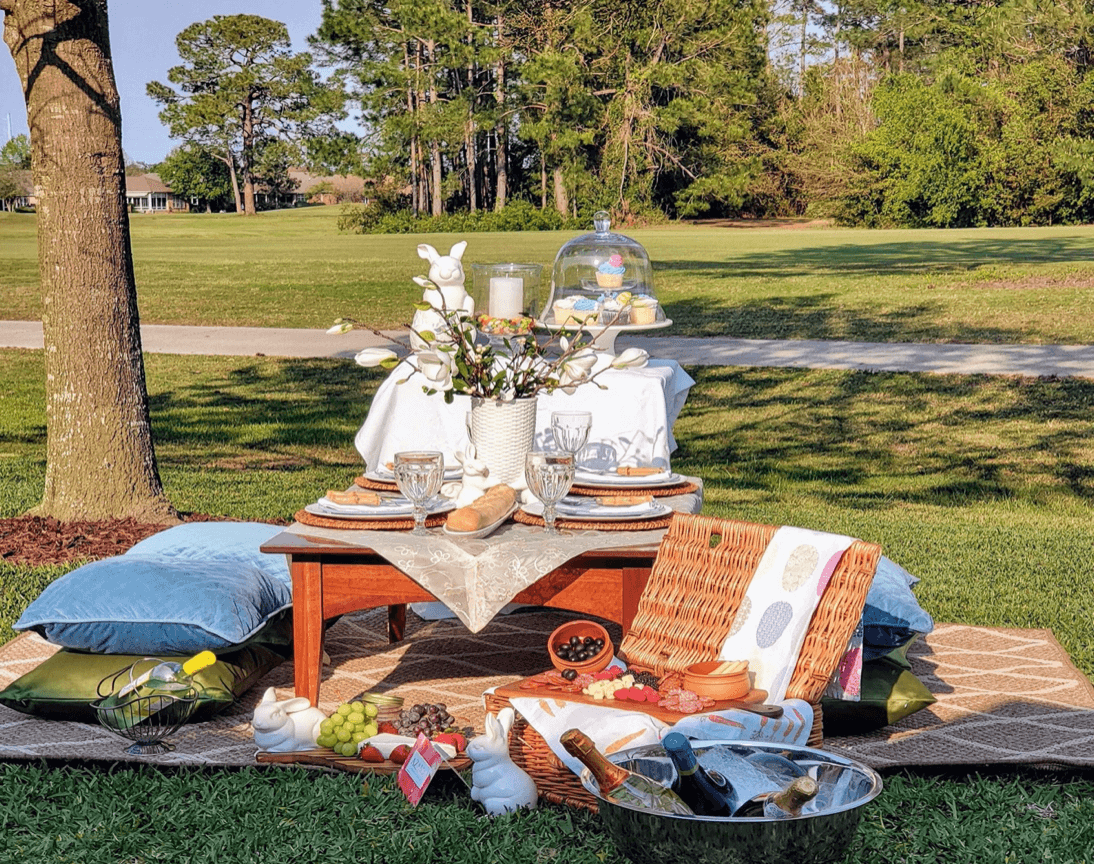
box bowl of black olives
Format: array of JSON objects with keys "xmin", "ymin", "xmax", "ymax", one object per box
[{"xmin": 548, "ymin": 619, "xmax": 613, "ymax": 675}]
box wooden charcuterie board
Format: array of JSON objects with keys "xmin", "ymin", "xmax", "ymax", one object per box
[
  {"xmin": 256, "ymin": 747, "xmax": 471, "ymax": 775},
  {"xmin": 493, "ymin": 679, "xmax": 776, "ymax": 724}
]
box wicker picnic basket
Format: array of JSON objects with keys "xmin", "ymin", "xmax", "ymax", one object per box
[{"xmin": 484, "ymin": 513, "xmax": 882, "ymax": 811}]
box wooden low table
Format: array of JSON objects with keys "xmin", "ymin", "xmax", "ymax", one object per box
[{"xmin": 260, "ymin": 529, "xmax": 659, "ymax": 707}]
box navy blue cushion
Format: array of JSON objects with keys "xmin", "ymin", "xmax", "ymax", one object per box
[
  {"xmin": 14, "ymin": 555, "xmax": 292, "ymax": 655},
  {"xmin": 125, "ymin": 521, "xmax": 289, "ymax": 585},
  {"xmin": 861, "ymin": 556, "xmax": 934, "ymax": 660}
]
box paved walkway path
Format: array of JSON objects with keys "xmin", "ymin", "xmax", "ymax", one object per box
[{"xmin": 5, "ymin": 320, "xmax": 1094, "ymax": 378}]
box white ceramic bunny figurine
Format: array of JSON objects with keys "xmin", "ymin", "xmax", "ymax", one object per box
[
  {"xmin": 467, "ymin": 707, "xmax": 538, "ymax": 815},
  {"xmin": 449, "ymin": 445, "xmax": 497, "ymax": 507},
  {"xmin": 251, "ymin": 686, "xmax": 327, "ymax": 753},
  {"xmin": 411, "ymin": 241, "xmax": 474, "ymax": 351}
]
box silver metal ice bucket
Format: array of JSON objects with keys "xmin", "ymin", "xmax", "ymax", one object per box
[{"xmin": 578, "ymin": 739, "xmax": 882, "ymax": 864}]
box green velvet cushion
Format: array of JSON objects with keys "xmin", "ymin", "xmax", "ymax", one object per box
[
  {"xmin": 821, "ymin": 638, "xmax": 936, "ymax": 736},
  {"xmin": 0, "ymin": 641, "xmax": 286, "ymax": 724}
]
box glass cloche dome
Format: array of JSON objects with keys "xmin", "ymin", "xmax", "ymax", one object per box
[{"xmin": 542, "ymin": 211, "xmax": 665, "ymax": 328}]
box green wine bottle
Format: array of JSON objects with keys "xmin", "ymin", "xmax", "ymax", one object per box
[
  {"xmin": 735, "ymin": 775, "xmax": 820, "ymax": 818},
  {"xmin": 560, "ymin": 729, "xmax": 694, "ymax": 816},
  {"xmin": 662, "ymin": 732, "xmax": 735, "ymax": 817}
]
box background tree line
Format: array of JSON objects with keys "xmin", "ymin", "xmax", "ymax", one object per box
[{"xmin": 146, "ymin": 1, "xmax": 1094, "ymax": 228}]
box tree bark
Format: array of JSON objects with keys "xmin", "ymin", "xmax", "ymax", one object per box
[
  {"xmin": 553, "ymin": 165, "xmax": 568, "ymax": 216},
  {"xmin": 2, "ymin": 0, "xmax": 175, "ymax": 522},
  {"xmin": 493, "ymin": 13, "xmax": 507, "ymax": 211},
  {"xmin": 426, "ymin": 38, "xmax": 442, "ymax": 217},
  {"xmin": 241, "ymin": 91, "xmax": 256, "ymax": 214}
]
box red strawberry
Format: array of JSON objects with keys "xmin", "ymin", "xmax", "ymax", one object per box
[
  {"xmin": 388, "ymin": 744, "xmax": 412, "ymax": 765},
  {"xmin": 378, "ymin": 721, "xmax": 399, "ymax": 735},
  {"xmin": 358, "ymin": 745, "xmax": 384, "ymax": 763}
]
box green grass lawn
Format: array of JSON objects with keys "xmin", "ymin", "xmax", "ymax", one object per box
[
  {"xmin": 4, "ymin": 208, "xmax": 1094, "ymax": 342},
  {"xmin": 3, "ymin": 349, "xmax": 1094, "ymax": 860}
]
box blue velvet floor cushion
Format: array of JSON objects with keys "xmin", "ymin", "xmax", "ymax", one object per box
[
  {"xmin": 14, "ymin": 522, "xmax": 292, "ymax": 655},
  {"xmin": 861, "ymin": 555, "xmax": 935, "ymax": 660}
]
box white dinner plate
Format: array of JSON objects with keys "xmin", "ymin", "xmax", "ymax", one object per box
[
  {"xmin": 305, "ymin": 498, "xmax": 455, "ymax": 521},
  {"xmin": 521, "ymin": 499, "xmax": 671, "ymax": 523},
  {"xmin": 442, "ymin": 502, "xmax": 520, "ymax": 539},
  {"xmin": 573, "ymin": 468, "xmax": 681, "ymax": 488},
  {"xmin": 364, "ymin": 467, "xmax": 463, "ymax": 484}
]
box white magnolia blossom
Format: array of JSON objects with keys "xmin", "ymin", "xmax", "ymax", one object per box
[
  {"xmin": 557, "ymin": 347, "xmax": 599, "ymax": 392},
  {"xmin": 354, "ymin": 347, "xmax": 398, "ymax": 368},
  {"xmin": 327, "ymin": 322, "xmax": 355, "ymax": 335},
  {"xmin": 610, "ymin": 347, "xmax": 649, "ymax": 369},
  {"xmin": 418, "ymin": 349, "xmax": 455, "ymax": 391}
]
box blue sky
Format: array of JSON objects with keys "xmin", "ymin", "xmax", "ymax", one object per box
[{"xmin": 1, "ymin": 1, "xmax": 337, "ymax": 164}]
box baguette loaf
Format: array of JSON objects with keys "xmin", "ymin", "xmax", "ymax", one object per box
[
  {"xmin": 616, "ymin": 466, "xmax": 662, "ymax": 476},
  {"xmin": 446, "ymin": 485, "xmax": 516, "ymax": 532},
  {"xmin": 325, "ymin": 489, "xmax": 381, "ymax": 506}
]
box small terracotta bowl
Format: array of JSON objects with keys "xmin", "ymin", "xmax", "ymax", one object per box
[
  {"xmin": 548, "ymin": 619, "xmax": 614, "ymax": 675},
  {"xmin": 683, "ymin": 660, "xmax": 751, "ymax": 701}
]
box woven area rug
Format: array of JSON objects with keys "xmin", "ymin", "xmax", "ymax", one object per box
[{"xmin": 2, "ymin": 615, "xmax": 1093, "ymax": 771}]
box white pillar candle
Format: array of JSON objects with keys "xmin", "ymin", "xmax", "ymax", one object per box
[{"xmin": 488, "ymin": 276, "xmax": 524, "ymax": 318}]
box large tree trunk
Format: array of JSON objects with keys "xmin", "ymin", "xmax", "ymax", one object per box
[
  {"xmin": 241, "ymin": 92, "xmax": 256, "ymax": 214},
  {"xmin": 553, "ymin": 166, "xmax": 568, "ymax": 217},
  {"xmin": 2, "ymin": 0, "xmax": 175, "ymax": 522}
]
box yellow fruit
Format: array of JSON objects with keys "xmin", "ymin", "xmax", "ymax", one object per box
[{"xmin": 363, "ymin": 703, "xmax": 379, "ymax": 719}]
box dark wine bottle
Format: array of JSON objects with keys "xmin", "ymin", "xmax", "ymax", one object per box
[
  {"xmin": 560, "ymin": 729, "xmax": 694, "ymax": 816},
  {"xmin": 661, "ymin": 732, "xmax": 734, "ymax": 817},
  {"xmin": 735, "ymin": 775, "xmax": 820, "ymax": 818}
]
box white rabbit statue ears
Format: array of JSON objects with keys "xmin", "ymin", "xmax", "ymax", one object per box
[{"xmin": 413, "ymin": 241, "xmax": 475, "ymax": 317}]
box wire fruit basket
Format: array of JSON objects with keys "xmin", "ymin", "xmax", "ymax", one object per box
[{"xmin": 92, "ymin": 658, "xmax": 200, "ymax": 756}]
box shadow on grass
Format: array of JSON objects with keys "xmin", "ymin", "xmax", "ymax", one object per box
[{"xmin": 674, "ymin": 367, "xmax": 1094, "ymax": 509}]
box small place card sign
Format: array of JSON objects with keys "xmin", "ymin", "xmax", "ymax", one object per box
[{"xmin": 397, "ymin": 732, "xmax": 443, "ymax": 806}]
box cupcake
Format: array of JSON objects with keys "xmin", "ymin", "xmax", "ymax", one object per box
[
  {"xmin": 629, "ymin": 294, "xmax": 659, "ymax": 324},
  {"xmin": 552, "ymin": 295, "xmax": 601, "ymax": 326},
  {"xmin": 596, "ymin": 254, "xmax": 625, "ymax": 289},
  {"xmin": 598, "ymin": 291, "xmax": 631, "ymax": 324}
]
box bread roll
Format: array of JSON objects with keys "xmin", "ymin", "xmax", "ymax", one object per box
[
  {"xmin": 595, "ymin": 494, "xmax": 653, "ymax": 507},
  {"xmin": 616, "ymin": 466, "xmax": 662, "ymax": 476},
  {"xmin": 446, "ymin": 485, "xmax": 516, "ymax": 532},
  {"xmin": 325, "ymin": 489, "xmax": 381, "ymax": 506}
]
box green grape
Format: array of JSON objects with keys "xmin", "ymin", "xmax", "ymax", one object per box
[
  {"xmin": 316, "ymin": 734, "xmax": 337, "ymax": 749},
  {"xmin": 319, "ymin": 719, "xmax": 334, "ymax": 735},
  {"xmin": 350, "ymin": 701, "xmax": 365, "ymax": 714},
  {"xmin": 336, "ymin": 703, "xmax": 352, "ymax": 716},
  {"xmin": 347, "ymin": 712, "xmax": 365, "ymax": 727},
  {"xmin": 351, "ymin": 731, "xmax": 367, "ymax": 744},
  {"xmin": 363, "ymin": 703, "xmax": 379, "ymax": 719},
  {"xmin": 338, "ymin": 741, "xmax": 356, "ymax": 757},
  {"xmin": 329, "ymin": 713, "xmax": 345, "ymax": 727},
  {"xmin": 335, "ymin": 727, "xmax": 352, "ymax": 743},
  {"xmin": 363, "ymin": 723, "xmax": 378, "ymax": 739}
]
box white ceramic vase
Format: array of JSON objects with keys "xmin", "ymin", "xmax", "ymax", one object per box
[{"xmin": 469, "ymin": 397, "xmax": 537, "ymax": 486}]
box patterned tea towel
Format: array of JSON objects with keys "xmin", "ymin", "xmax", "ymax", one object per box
[
  {"xmin": 503, "ymin": 694, "xmax": 813, "ymax": 780},
  {"xmin": 717, "ymin": 526, "xmax": 856, "ymax": 703}
]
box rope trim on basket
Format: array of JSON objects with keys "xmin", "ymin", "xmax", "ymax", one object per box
[
  {"xmin": 292, "ymin": 509, "xmax": 449, "ymax": 531},
  {"xmin": 511, "ymin": 509, "xmax": 675, "ymax": 532}
]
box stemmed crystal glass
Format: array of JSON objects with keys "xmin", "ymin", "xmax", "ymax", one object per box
[
  {"xmin": 551, "ymin": 411, "xmax": 592, "ymax": 459},
  {"xmin": 525, "ymin": 451, "xmax": 576, "ymax": 535},
  {"xmin": 393, "ymin": 451, "xmax": 444, "ymax": 535}
]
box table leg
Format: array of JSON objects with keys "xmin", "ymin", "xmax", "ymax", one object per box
[
  {"xmin": 388, "ymin": 603, "xmax": 407, "ymax": 642},
  {"xmin": 291, "ymin": 556, "xmax": 325, "ymax": 707}
]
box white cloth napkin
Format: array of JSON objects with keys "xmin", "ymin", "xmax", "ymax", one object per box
[
  {"xmin": 717, "ymin": 526, "xmax": 856, "ymax": 703},
  {"xmin": 503, "ymin": 694, "xmax": 814, "ymax": 781}
]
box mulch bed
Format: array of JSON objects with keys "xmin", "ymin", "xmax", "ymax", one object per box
[{"xmin": 0, "ymin": 514, "xmax": 290, "ymax": 567}]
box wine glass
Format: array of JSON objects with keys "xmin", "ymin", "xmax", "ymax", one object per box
[
  {"xmin": 551, "ymin": 411, "xmax": 592, "ymax": 458},
  {"xmin": 393, "ymin": 451, "xmax": 444, "ymax": 535},
  {"xmin": 525, "ymin": 451, "xmax": 576, "ymax": 535}
]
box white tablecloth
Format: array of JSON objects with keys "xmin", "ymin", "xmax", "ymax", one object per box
[{"xmin": 354, "ymin": 357, "xmax": 694, "ymax": 472}]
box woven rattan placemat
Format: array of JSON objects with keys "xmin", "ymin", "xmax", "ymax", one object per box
[
  {"xmin": 292, "ymin": 509, "xmax": 449, "ymax": 531},
  {"xmin": 569, "ymin": 480, "xmax": 699, "ymax": 498},
  {"xmin": 512, "ymin": 508, "xmax": 674, "ymax": 531}
]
